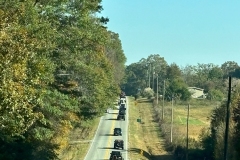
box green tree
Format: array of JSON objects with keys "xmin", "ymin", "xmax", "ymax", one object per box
[
  {"xmin": 0, "ymin": 0, "xmax": 126, "ymax": 159},
  {"xmin": 165, "ymin": 78, "xmax": 191, "ymax": 101},
  {"xmin": 221, "ymin": 61, "xmax": 239, "ymax": 78},
  {"xmin": 146, "ymin": 54, "xmax": 168, "ymax": 91},
  {"xmin": 166, "ymin": 63, "xmax": 182, "ymax": 80},
  {"xmin": 105, "ymin": 31, "xmax": 126, "ymax": 85},
  {"xmin": 231, "ymin": 67, "xmax": 240, "ymax": 78},
  {"xmin": 182, "ymin": 65, "xmax": 198, "ymax": 87},
  {"xmin": 123, "ymin": 62, "xmax": 146, "ymax": 96}
]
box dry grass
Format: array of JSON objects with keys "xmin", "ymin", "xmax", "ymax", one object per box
[
  {"xmin": 161, "ymin": 102, "xmax": 214, "ymax": 140},
  {"xmin": 128, "ymin": 97, "xmax": 216, "ymax": 160},
  {"xmin": 58, "ymin": 117, "xmax": 101, "ymax": 160},
  {"xmin": 128, "ymin": 97, "xmax": 173, "ymax": 160}
]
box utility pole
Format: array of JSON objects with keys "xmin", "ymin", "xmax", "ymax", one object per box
[
  {"xmin": 156, "ymin": 75, "xmax": 158, "ymax": 105},
  {"xmin": 162, "ymin": 80, "xmax": 165, "ymax": 120},
  {"xmin": 224, "ymin": 76, "xmax": 232, "ymax": 160},
  {"xmin": 152, "ymin": 66, "xmax": 155, "ymax": 90},
  {"xmin": 148, "ymin": 70, "xmax": 150, "ymax": 88},
  {"xmin": 146, "ymin": 69, "xmax": 149, "ymax": 87},
  {"xmin": 170, "ymin": 95, "xmax": 174, "ymax": 143},
  {"xmin": 148, "ymin": 64, "xmax": 151, "ymax": 88},
  {"xmin": 186, "ymin": 104, "xmax": 190, "ymax": 160}
]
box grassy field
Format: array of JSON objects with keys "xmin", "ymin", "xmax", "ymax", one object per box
[
  {"xmin": 160, "ymin": 100, "xmax": 217, "ymax": 140},
  {"xmin": 128, "ymin": 97, "xmax": 173, "ymax": 160},
  {"xmin": 128, "ymin": 97, "xmax": 217, "ymax": 160}
]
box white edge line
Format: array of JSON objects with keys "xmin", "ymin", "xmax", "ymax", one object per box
[{"xmin": 83, "ymin": 116, "xmax": 104, "ymax": 160}]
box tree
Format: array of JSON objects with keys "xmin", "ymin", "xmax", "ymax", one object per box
[
  {"xmin": 123, "ymin": 62, "xmax": 146, "ymax": 96},
  {"xmin": 231, "ymin": 67, "xmax": 240, "ymax": 78},
  {"xmin": 181, "ymin": 65, "xmax": 198, "ymax": 87},
  {"xmin": 232, "ymin": 92, "xmax": 240, "ymax": 159},
  {"xmin": 0, "ymin": 0, "xmax": 126, "ymax": 159},
  {"xmin": 146, "ymin": 54, "xmax": 168, "ymax": 88},
  {"xmin": 165, "ymin": 78, "xmax": 191, "ymax": 101},
  {"xmin": 0, "ymin": 0, "xmax": 58, "ymax": 158},
  {"xmin": 221, "ymin": 61, "xmax": 239, "ymax": 78},
  {"xmin": 166, "ymin": 63, "xmax": 182, "ymax": 80},
  {"xmin": 105, "ymin": 31, "xmax": 126, "ymax": 85}
]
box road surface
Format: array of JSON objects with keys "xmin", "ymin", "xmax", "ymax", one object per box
[{"xmin": 84, "ymin": 98, "xmax": 129, "ymax": 160}]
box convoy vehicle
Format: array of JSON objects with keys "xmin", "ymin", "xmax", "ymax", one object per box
[
  {"xmin": 119, "ymin": 91, "xmax": 126, "ymax": 98},
  {"xmin": 117, "ymin": 114, "xmax": 125, "ymax": 121},
  {"xmin": 118, "ymin": 108, "xmax": 126, "ymax": 115},
  {"xmin": 114, "ymin": 139, "xmax": 124, "ymax": 150},
  {"xmin": 109, "ymin": 151, "xmax": 124, "ymax": 160},
  {"xmin": 114, "ymin": 128, "xmax": 122, "ymax": 136},
  {"xmin": 119, "ymin": 98, "xmax": 126, "ymax": 105},
  {"xmin": 119, "ymin": 103, "xmax": 126, "ymax": 110}
]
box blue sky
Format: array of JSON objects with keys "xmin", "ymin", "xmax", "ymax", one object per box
[{"xmin": 100, "ymin": 0, "xmax": 240, "ymax": 67}]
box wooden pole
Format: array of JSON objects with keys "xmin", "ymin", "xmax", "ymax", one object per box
[
  {"xmin": 152, "ymin": 66, "xmax": 155, "ymax": 91},
  {"xmin": 157, "ymin": 75, "xmax": 158, "ymax": 105},
  {"xmin": 186, "ymin": 104, "xmax": 189, "ymax": 160},
  {"xmin": 162, "ymin": 80, "xmax": 165, "ymax": 120},
  {"xmin": 148, "ymin": 64, "xmax": 151, "ymax": 88},
  {"xmin": 170, "ymin": 96, "xmax": 173, "ymax": 143},
  {"xmin": 224, "ymin": 76, "xmax": 232, "ymax": 160}
]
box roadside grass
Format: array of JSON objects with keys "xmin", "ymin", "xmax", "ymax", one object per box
[
  {"xmin": 58, "ymin": 117, "xmax": 101, "ymax": 160},
  {"xmin": 128, "ymin": 97, "xmax": 173, "ymax": 160}
]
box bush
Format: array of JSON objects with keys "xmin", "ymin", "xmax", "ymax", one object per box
[
  {"xmin": 142, "ymin": 87, "xmax": 154, "ymax": 99},
  {"xmin": 207, "ymin": 89, "xmax": 224, "ymax": 101}
]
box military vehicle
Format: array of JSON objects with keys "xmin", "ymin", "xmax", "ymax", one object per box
[
  {"xmin": 119, "ymin": 91, "xmax": 126, "ymax": 98},
  {"xmin": 114, "ymin": 139, "xmax": 124, "ymax": 150},
  {"xmin": 109, "ymin": 151, "xmax": 124, "ymax": 160},
  {"xmin": 119, "ymin": 103, "xmax": 126, "ymax": 110},
  {"xmin": 118, "ymin": 108, "xmax": 126, "ymax": 115},
  {"xmin": 117, "ymin": 114, "xmax": 125, "ymax": 121},
  {"xmin": 114, "ymin": 128, "xmax": 122, "ymax": 136}
]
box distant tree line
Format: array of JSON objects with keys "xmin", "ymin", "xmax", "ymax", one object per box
[
  {"xmin": 0, "ymin": 0, "xmax": 126, "ymax": 159},
  {"xmin": 122, "ymin": 54, "xmax": 240, "ymax": 101},
  {"xmin": 122, "ymin": 54, "xmax": 240, "ymax": 160}
]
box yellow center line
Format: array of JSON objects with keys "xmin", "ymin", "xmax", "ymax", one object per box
[{"xmin": 103, "ymin": 114, "xmax": 117, "ymax": 159}]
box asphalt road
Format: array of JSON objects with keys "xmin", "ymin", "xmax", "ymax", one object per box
[{"xmin": 84, "ymin": 98, "xmax": 129, "ymax": 160}]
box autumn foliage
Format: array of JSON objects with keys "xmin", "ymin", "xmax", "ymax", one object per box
[{"xmin": 0, "ymin": 0, "xmax": 126, "ymax": 159}]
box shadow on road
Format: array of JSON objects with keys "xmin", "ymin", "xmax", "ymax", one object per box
[
  {"xmin": 98, "ymin": 147, "xmax": 114, "ymax": 149},
  {"xmin": 99, "ymin": 133, "xmax": 114, "ymax": 136},
  {"xmin": 99, "ymin": 147, "xmax": 126, "ymax": 151},
  {"xmin": 151, "ymin": 155, "xmax": 174, "ymax": 160}
]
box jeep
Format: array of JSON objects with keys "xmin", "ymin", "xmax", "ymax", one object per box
[
  {"xmin": 114, "ymin": 139, "xmax": 124, "ymax": 150},
  {"xmin": 118, "ymin": 108, "xmax": 126, "ymax": 115},
  {"xmin": 114, "ymin": 128, "xmax": 122, "ymax": 136},
  {"xmin": 119, "ymin": 103, "xmax": 126, "ymax": 110},
  {"xmin": 117, "ymin": 114, "xmax": 125, "ymax": 121},
  {"xmin": 109, "ymin": 151, "xmax": 124, "ymax": 160},
  {"xmin": 119, "ymin": 99, "xmax": 125, "ymax": 105}
]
